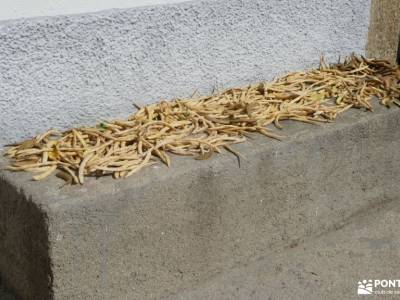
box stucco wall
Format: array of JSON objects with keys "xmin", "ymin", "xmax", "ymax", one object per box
[
  {"xmin": 0, "ymin": 0, "xmax": 371, "ymax": 146},
  {"xmin": 0, "ymin": 0, "xmax": 190, "ymax": 21}
]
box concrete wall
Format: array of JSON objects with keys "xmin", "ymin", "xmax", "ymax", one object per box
[
  {"xmin": 0, "ymin": 0, "xmax": 371, "ymax": 146},
  {"xmin": 0, "ymin": 0, "xmax": 190, "ymax": 21},
  {"xmin": 367, "ymin": 0, "xmax": 400, "ymax": 63}
]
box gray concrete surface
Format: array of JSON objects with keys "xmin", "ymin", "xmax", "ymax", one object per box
[
  {"xmin": 171, "ymin": 198, "xmax": 400, "ymax": 300},
  {"xmin": 0, "ymin": 0, "xmax": 371, "ymax": 146},
  {"xmin": 2, "ymin": 197, "xmax": 400, "ymax": 300},
  {"xmin": 0, "ymin": 103, "xmax": 399, "ymax": 299},
  {"xmin": 3, "ymin": 200, "xmax": 400, "ymax": 300}
]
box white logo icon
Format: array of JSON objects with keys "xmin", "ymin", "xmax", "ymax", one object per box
[{"xmin": 358, "ymin": 279, "xmax": 373, "ymax": 295}]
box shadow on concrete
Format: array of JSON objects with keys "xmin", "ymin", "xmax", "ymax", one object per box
[{"xmin": 0, "ymin": 177, "xmax": 53, "ymax": 300}]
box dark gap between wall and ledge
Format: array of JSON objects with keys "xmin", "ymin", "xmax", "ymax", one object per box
[{"xmin": 397, "ymin": 34, "xmax": 400, "ymax": 65}]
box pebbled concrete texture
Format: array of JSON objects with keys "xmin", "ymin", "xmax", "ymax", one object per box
[
  {"xmin": 0, "ymin": 103, "xmax": 399, "ymax": 299},
  {"xmin": 0, "ymin": 0, "xmax": 371, "ymax": 146}
]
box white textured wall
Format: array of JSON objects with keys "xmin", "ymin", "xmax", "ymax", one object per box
[
  {"xmin": 0, "ymin": 0, "xmax": 189, "ymax": 21},
  {"xmin": 0, "ymin": 0, "xmax": 371, "ymax": 146}
]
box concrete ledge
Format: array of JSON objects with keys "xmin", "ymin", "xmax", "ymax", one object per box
[{"xmin": 1, "ymin": 104, "xmax": 399, "ymax": 299}]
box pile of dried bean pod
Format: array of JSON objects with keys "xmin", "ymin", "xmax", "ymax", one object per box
[{"xmin": 4, "ymin": 55, "xmax": 400, "ymax": 185}]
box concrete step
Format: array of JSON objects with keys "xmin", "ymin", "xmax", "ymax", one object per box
[
  {"xmin": 0, "ymin": 104, "xmax": 399, "ymax": 300},
  {"xmin": 170, "ymin": 197, "xmax": 400, "ymax": 300},
  {"xmin": 2, "ymin": 199, "xmax": 399, "ymax": 300}
]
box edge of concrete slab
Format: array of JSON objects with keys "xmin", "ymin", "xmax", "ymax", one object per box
[
  {"xmin": 3, "ymin": 106, "xmax": 399, "ymax": 209},
  {"xmin": 1, "ymin": 103, "xmax": 399, "ymax": 299},
  {"xmin": 2, "ymin": 104, "xmax": 399, "ymax": 209},
  {"xmin": 0, "ymin": 177, "xmax": 52, "ymax": 300}
]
